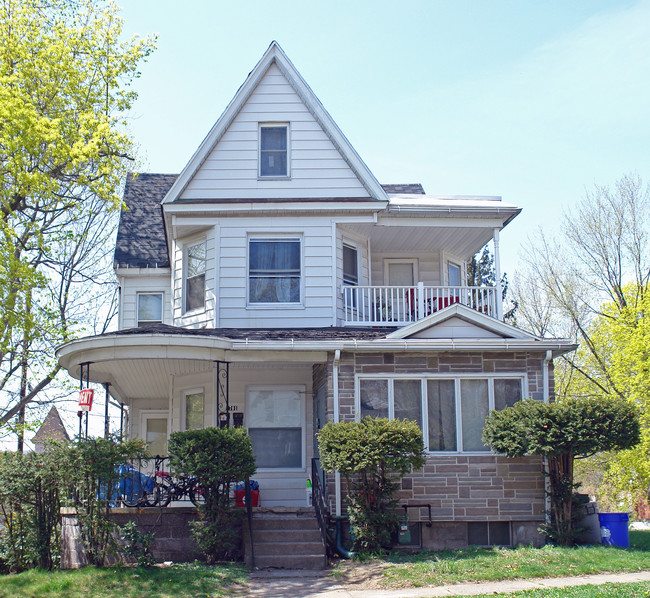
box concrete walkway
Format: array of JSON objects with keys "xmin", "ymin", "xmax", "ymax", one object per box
[{"xmin": 243, "ymin": 569, "xmax": 650, "ymax": 598}]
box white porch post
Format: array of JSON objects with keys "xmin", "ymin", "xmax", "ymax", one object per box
[{"xmin": 493, "ymin": 228, "xmax": 504, "ymax": 320}]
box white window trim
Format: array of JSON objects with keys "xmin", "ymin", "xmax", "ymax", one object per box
[
  {"xmin": 246, "ymin": 384, "xmax": 306, "ymax": 472},
  {"xmin": 342, "ymin": 241, "xmax": 360, "ymax": 286},
  {"xmin": 181, "ymin": 387, "xmax": 205, "ymax": 431},
  {"xmin": 246, "ymin": 234, "xmax": 303, "ymax": 307},
  {"xmin": 354, "ymin": 373, "xmax": 527, "ymax": 454},
  {"xmin": 440, "ymin": 251, "xmax": 466, "ymax": 286},
  {"xmin": 182, "ymin": 239, "xmax": 207, "ymax": 315},
  {"xmin": 383, "ymin": 258, "xmax": 419, "ymax": 286},
  {"xmin": 258, "ymin": 122, "xmax": 291, "ymax": 179},
  {"xmin": 137, "ymin": 292, "xmax": 164, "ymax": 326},
  {"xmin": 140, "ymin": 410, "xmax": 170, "ymax": 457}
]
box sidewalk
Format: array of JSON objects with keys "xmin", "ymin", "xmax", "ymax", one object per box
[{"xmin": 243, "ymin": 569, "xmax": 650, "ymax": 598}]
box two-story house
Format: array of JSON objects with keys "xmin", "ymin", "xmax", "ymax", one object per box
[{"xmin": 56, "ymin": 42, "xmax": 575, "ymax": 554}]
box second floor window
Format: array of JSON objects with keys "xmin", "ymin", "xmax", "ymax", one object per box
[
  {"xmin": 259, "ymin": 125, "xmax": 288, "ymax": 177},
  {"xmin": 185, "ymin": 241, "xmax": 206, "ymax": 312},
  {"xmin": 249, "ymin": 238, "xmax": 301, "ymax": 303},
  {"xmin": 137, "ymin": 293, "xmax": 163, "ymax": 326}
]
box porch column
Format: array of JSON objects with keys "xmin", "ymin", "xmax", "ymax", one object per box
[{"xmin": 493, "ymin": 228, "xmax": 504, "ymax": 320}]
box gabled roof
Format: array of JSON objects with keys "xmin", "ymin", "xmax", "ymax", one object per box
[
  {"xmin": 32, "ymin": 406, "xmax": 70, "ymax": 446},
  {"xmin": 161, "ymin": 41, "xmax": 389, "ymax": 205},
  {"xmin": 386, "ymin": 303, "xmax": 539, "ymax": 340},
  {"xmin": 114, "ymin": 173, "xmax": 176, "ymax": 269}
]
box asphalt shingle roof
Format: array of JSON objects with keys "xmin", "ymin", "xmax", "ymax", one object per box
[
  {"xmin": 102, "ymin": 323, "xmax": 397, "ymax": 340},
  {"xmin": 114, "ymin": 174, "xmax": 425, "ymax": 269},
  {"xmin": 381, "ymin": 184, "xmax": 425, "ymax": 195},
  {"xmin": 114, "ymin": 173, "xmax": 177, "ymax": 268}
]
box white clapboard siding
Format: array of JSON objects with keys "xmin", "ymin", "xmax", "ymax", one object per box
[
  {"xmin": 119, "ymin": 273, "xmax": 172, "ymax": 330},
  {"xmin": 180, "ymin": 63, "xmax": 370, "ymax": 200},
  {"xmin": 172, "ymin": 228, "xmax": 217, "ymax": 328},
  {"xmin": 216, "ymin": 217, "xmax": 335, "ymax": 327}
]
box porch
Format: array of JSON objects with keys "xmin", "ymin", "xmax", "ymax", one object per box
[{"xmin": 342, "ymin": 283, "xmax": 502, "ymax": 326}]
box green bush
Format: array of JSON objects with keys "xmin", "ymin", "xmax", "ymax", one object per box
[
  {"xmin": 168, "ymin": 427, "xmax": 255, "ymax": 563},
  {"xmin": 0, "ymin": 451, "xmax": 61, "ymax": 571},
  {"xmin": 483, "ymin": 397, "xmax": 640, "ymax": 546},
  {"xmin": 55, "ymin": 436, "xmax": 148, "ymax": 566},
  {"xmin": 318, "ymin": 417, "xmax": 425, "ymax": 553}
]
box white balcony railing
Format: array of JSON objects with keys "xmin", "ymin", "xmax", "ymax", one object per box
[{"xmin": 342, "ymin": 283, "xmax": 499, "ymax": 326}]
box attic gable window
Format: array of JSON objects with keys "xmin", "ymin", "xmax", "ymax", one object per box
[{"xmin": 259, "ymin": 124, "xmax": 289, "ymax": 177}]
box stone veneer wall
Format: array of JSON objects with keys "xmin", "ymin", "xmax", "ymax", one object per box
[
  {"xmin": 61, "ymin": 507, "xmax": 202, "ymax": 568},
  {"xmin": 313, "ymin": 351, "xmax": 552, "ymax": 548}
]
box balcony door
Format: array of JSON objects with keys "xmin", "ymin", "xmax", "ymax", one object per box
[
  {"xmin": 385, "ymin": 259, "xmax": 416, "ymax": 286},
  {"xmin": 383, "ymin": 259, "xmax": 418, "ymax": 322}
]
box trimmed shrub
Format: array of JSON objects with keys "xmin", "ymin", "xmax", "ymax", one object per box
[
  {"xmin": 483, "ymin": 397, "xmax": 640, "ymax": 546},
  {"xmin": 318, "ymin": 417, "xmax": 425, "ymax": 553},
  {"xmin": 168, "ymin": 427, "xmax": 255, "ymax": 563}
]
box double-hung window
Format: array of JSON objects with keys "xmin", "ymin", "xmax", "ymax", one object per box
[
  {"xmin": 357, "ymin": 375, "xmax": 524, "ymax": 453},
  {"xmin": 259, "ymin": 124, "xmax": 289, "ymax": 177},
  {"xmin": 137, "ymin": 293, "xmax": 163, "ymax": 326},
  {"xmin": 185, "ymin": 241, "xmax": 206, "ymax": 312},
  {"xmin": 249, "ymin": 238, "xmax": 301, "ymax": 303},
  {"xmin": 184, "ymin": 390, "xmax": 204, "ymax": 431}
]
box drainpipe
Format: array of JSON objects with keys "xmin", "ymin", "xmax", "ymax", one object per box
[
  {"xmin": 543, "ymin": 350, "xmax": 553, "ymax": 527},
  {"xmin": 333, "ymin": 349, "xmax": 342, "ymax": 517}
]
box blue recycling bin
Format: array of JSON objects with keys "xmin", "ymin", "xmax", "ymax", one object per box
[{"xmin": 598, "ymin": 513, "xmax": 629, "ymax": 548}]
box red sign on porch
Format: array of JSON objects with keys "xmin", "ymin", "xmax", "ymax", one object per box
[{"xmin": 78, "ymin": 389, "xmax": 94, "ymax": 412}]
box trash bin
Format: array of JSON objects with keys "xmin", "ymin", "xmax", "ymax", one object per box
[{"xmin": 598, "ymin": 513, "xmax": 629, "ymax": 548}]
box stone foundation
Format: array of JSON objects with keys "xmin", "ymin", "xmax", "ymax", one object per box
[{"xmin": 60, "ymin": 507, "xmax": 204, "ymax": 568}]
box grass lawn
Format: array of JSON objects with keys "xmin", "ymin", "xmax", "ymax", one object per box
[
  {"xmin": 335, "ymin": 530, "xmax": 650, "ymax": 589},
  {"xmin": 0, "ymin": 563, "xmax": 248, "ymax": 598},
  {"xmin": 453, "ymin": 581, "xmax": 650, "ymax": 597}
]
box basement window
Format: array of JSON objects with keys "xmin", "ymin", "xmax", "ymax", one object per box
[{"xmin": 468, "ymin": 522, "xmax": 511, "ymax": 546}]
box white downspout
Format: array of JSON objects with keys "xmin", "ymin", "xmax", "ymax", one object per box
[
  {"xmin": 333, "ymin": 349, "xmax": 342, "ymax": 517},
  {"xmin": 543, "ymin": 350, "xmax": 553, "ymax": 526}
]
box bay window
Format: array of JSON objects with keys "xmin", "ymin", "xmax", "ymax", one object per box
[{"xmin": 356, "ymin": 375, "xmax": 524, "ymax": 453}]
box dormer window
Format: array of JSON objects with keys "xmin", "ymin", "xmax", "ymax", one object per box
[{"xmin": 259, "ymin": 124, "xmax": 289, "ymax": 177}]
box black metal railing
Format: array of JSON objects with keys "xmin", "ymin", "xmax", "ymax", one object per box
[{"xmin": 311, "ymin": 458, "xmax": 330, "ymax": 554}]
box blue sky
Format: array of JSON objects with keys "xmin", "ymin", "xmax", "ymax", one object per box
[{"xmin": 120, "ymin": 0, "xmax": 650, "ymax": 275}]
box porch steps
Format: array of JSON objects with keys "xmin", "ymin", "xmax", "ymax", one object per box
[{"xmin": 245, "ymin": 508, "xmax": 327, "ymax": 570}]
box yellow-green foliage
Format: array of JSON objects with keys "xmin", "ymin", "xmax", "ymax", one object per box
[{"xmin": 0, "ymin": 0, "xmax": 155, "ymax": 418}]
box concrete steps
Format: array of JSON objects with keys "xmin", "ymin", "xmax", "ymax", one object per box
[{"xmin": 245, "ymin": 508, "xmax": 327, "ymax": 570}]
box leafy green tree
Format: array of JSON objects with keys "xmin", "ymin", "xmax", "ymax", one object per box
[
  {"xmin": 467, "ymin": 245, "xmax": 516, "ymax": 322},
  {"xmin": 483, "ymin": 398, "xmax": 640, "ymax": 546},
  {"xmin": 168, "ymin": 427, "xmax": 256, "ymax": 563},
  {"xmin": 318, "ymin": 417, "xmax": 425, "ymax": 553},
  {"xmin": 0, "ymin": 0, "xmax": 155, "ymax": 428}
]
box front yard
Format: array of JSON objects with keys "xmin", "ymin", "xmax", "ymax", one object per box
[
  {"xmin": 0, "ymin": 531, "xmax": 647, "ymax": 597},
  {"xmin": 333, "ymin": 530, "xmax": 650, "ymax": 589}
]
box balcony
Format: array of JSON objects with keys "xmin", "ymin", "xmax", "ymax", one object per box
[{"xmin": 342, "ymin": 283, "xmax": 501, "ymax": 326}]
